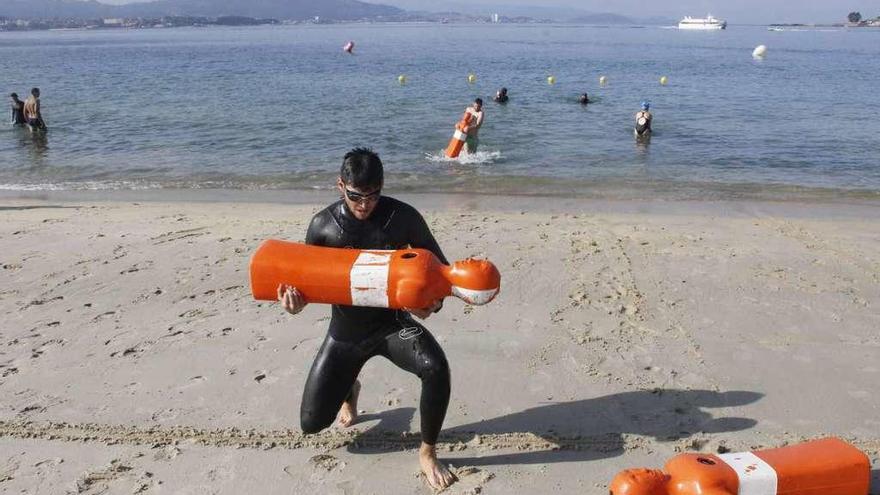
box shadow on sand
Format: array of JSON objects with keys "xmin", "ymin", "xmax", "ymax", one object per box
[{"xmin": 349, "ymin": 389, "xmax": 762, "ymax": 466}]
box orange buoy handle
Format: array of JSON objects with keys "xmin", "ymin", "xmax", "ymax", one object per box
[
  {"xmin": 609, "ymin": 437, "xmax": 870, "ymax": 495},
  {"xmin": 250, "ymin": 240, "xmax": 501, "ymax": 309}
]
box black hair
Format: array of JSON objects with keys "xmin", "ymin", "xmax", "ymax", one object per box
[
  {"xmin": 340, "ymin": 147, "xmax": 383, "ymax": 190},
  {"xmin": 30, "ymin": 87, "xmax": 39, "ymax": 96},
  {"xmin": 474, "ymin": 98, "xmax": 483, "ymax": 105},
  {"xmin": 500, "ymin": 87, "xmax": 507, "ymax": 93},
  {"xmin": 10, "ymin": 93, "xmax": 18, "ymax": 98}
]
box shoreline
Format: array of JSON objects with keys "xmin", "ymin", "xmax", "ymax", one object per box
[{"xmin": 3, "ymin": 180, "xmax": 880, "ymax": 212}]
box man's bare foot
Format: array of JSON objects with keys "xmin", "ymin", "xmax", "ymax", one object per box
[
  {"xmin": 337, "ymin": 380, "xmax": 360, "ymax": 427},
  {"xmin": 419, "ymin": 442, "xmax": 457, "ymax": 490}
]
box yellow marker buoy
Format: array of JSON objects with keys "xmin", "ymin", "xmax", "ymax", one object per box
[
  {"xmin": 599, "ymin": 75, "xmax": 608, "ymax": 87},
  {"xmin": 467, "ymin": 73, "xmax": 477, "ymax": 84},
  {"xmin": 547, "ymin": 75, "xmax": 556, "ymax": 85},
  {"xmin": 660, "ymin": 76, "xmax": 668, "ymax": 85},
  {"xmin": 398, "ymin": 74, "xmax": 407, "ymax": 85},
  {"xmin": 752, "ymin": 45, "xmax": 768, "ymax": 59}
]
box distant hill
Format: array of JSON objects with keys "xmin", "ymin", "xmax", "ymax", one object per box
[
  {"xmin": 117, "ymin": 0, "xmax": 403, "ymax": 20},
  {"xmin": 0, "ymin": 0, "xmax": 404, "ymax": 20},
  {"xmin": 568, "ymin": 13, "xmax": 635, "ymax": 24},
  {"xmin": 568, "ymin": 13, "xmax": 676, "ymax": 25}
]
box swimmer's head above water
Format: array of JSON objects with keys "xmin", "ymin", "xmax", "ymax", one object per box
[
  {"xmin": 337, "ymin": 147, "xmax": 383, "ymax": 221},
  {"xmin": 473, "ymin": 98, "xmax": 483, "ymax": 112},
  {"xmin": 641, "ymin": 101, "xmax": 650, "ymax": 111},
  {"xmin": 579, "ymin": 93, "xmax": 590, "ymax": 105}
]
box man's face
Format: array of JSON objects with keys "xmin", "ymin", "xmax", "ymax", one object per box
[
  {"xmin": 337, "ymin": 178, "xmax": 381, "ymax": 221},
  {"xmin": 474, "ymin": 102, "xmax": 482, "ymax": 112}
]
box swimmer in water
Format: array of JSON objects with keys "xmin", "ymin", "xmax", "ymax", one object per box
[
  {"xmin": 10, "ymin": 93, "xmax": 25, "ymax": 126},
  {"xmin": 578, "ymin": 93, "xmax": 590, "ymax": 105},
  {"xmin": 463, "ymin": 98, "xmax": 484, "ymax": 154},
  {"xmin": 493, "ymin": 87, "xmax": 508, "ymax": 104},
  {"xmin": 634, "ymin": 101, "xmax": 652, "ymax": 137},
  {"xmin": 278, "ymin": 148, "xmax": 458, "ymax": 490}
]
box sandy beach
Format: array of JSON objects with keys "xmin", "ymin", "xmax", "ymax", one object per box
[{"xmin": 0, "ymin": 192, "xmax": 878, "ymax": 494}]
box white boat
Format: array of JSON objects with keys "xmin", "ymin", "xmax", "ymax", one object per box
[{"xmin": 678, "ymin": 15, "xmax": 727, "ymax": 30}]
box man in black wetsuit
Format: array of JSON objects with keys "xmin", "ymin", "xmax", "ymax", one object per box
[{"xmin": 278, "ymin": 148, "xmax": 457, "ymax": 490}]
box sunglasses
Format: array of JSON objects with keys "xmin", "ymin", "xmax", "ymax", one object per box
[{"xmin": 344, "ymin": 187, "xmax": 381, "ymax": 204}]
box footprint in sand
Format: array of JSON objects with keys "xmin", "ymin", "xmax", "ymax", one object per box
[
  {"xmin": 177, "ymin": 375, "xmax": 208, "ymax": 391},
  {"xmin": 150, "ymin": 408, "xmax": 180, "ymax": 422},
  {"xmin": 252, "ymin": 371, "xmax": 279, "ymax": 384},
  {"xmin": 153, "ymin": 445, "xmax": 181, "ymax": 461},
  {"xmin": 447, "ymin": 466, "xmax": 496, "ymax": 495},
  {"xmin": 382, "ymin": 388, "xmax": 404, "ymax": 407},
  {"xmin": 75, "ymin": 458, "xmax": 154, "ymax": 495},
  {"xmin": 0, "ymin": 458, "xmax": 19, "ymax": 483},
  {"xmin": 307, "ymin": 454, "xmax": 346, "ymax": 472},
  {"xmin": 205, "ymin": 465, "xmax": 234, "ymax": 483}
]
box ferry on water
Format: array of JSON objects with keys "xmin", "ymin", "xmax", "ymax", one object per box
[{"xmin": 678, "ymin": 15, "xmax": 727, "ymax": 30}]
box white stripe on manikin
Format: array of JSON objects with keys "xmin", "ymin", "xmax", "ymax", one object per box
[
  {"xmin": 350, "ymin": 252, "xmax": 392, "ymax": 307},
  {"xmin": 717, "ymin": 452, "xmax": 778, "ymax": 495}
]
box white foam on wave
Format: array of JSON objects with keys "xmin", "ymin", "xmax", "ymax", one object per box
[
  {"xmin": 424, "ymin": 149, "xmax": 502, "ymax": 165},
  {"xmin": 0, "ymin": 181, "xmax": 164, "ymax": 191}
]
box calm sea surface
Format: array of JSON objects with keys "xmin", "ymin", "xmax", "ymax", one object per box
[{"xmin": 1, "ymin": 24, "xmax": 879, "ymax": 198}]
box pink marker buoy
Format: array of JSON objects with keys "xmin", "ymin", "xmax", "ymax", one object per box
[{"xmin": 343, "ymin": 41, "xmax": 354, "ymax": 54}]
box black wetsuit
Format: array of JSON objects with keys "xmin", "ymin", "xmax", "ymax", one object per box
[
  {"xmin": 300, "ymin": 196, "xmax": 451, "ymax": 445},
  {"xmin": 10, "ymin": 101, "xmax": 25, "ymax": 125}
]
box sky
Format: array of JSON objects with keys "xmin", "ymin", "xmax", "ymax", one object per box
[{"xmin": 91, "ymin": 0, "xmax": 880, "ymax": 24}]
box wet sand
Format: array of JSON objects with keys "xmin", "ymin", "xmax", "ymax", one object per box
[{"xmin": 1, "ymin": 193, "xmax": 878, "ymax": 493}]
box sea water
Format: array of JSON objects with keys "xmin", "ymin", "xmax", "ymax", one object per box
[{"xmin": 1, "ymin": 23, "xmax": 878, "ymax": 198}]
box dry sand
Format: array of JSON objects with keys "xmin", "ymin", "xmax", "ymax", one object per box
[{"xmin": 1, "ymin": 193, "xmax": 878, "ymax": 494}]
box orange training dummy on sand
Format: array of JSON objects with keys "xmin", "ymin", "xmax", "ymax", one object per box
[
  {"xmin": 250, "ymin": 240, "xmax": 501, "ymax": 309},
  {"xmin": 444, "ymin": 109, "xmax": 476, "ymax": 158},
  {"xmin": 609, "ymin": 437, "xmax": 869, "ymax": 495}
]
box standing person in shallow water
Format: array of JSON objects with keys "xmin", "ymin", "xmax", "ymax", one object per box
[
  {"xmin": 10, "ymin": 93, "xmax": 25, "ymax": 126},
  {"xmin": 277, "ymin": 148, "xmax": 458, "ymax": 490},
  {"xmin": 23, "ymin": 88, "xmax": 47, "ymax": 131},
  {"xmin": 463, "ymin": 98, "xmax": 484, "ymax": 154},
  {"xmin": 634, "ymin": 101, "xmax": 652, "ymax": 137}
]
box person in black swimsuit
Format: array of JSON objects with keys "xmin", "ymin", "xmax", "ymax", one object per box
[
  {"xmin": 278, "ymin": 148, "xmax": 458, "ymax": 490},
  {"xmin": 10, "ymin": 93, "xmax": 25, "ymax": 126}
]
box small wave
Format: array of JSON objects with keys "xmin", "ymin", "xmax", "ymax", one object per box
[
  {"xmin": 0, "ymin": 181, "xmax": 164, "ymax": 191},
  {"xmin": 424, "ymin": 149, "xmax": 502, "ymax": 165}
]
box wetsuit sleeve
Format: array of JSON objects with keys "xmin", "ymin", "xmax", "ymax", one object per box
[{"xmin": 305, "ymin": 212, "xmax": 329, "ymax": 247}]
